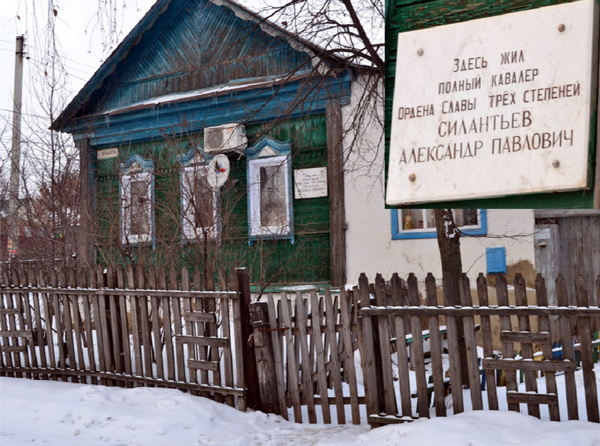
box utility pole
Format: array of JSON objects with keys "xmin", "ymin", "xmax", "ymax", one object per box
[{"xmin": 7, "ymin": 35, "xmax": 25, "ymax": 259}]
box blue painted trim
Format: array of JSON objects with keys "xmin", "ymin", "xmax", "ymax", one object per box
[
  {"xmin": 120, "ymin": 153, "xmax": 155, "ymax": 173},
  {"xmin": 391, "ymin": 210, "xmax": 488, "ymax": 240},
  {"xmin": 178, "ymin": 148, "xmax": 213, "ymax": 166},
  {"xmin": 486, "ymin": 247, "xmax": 507, "ymax": 274},
  {"xmin": 66, "ymin": 73, "xmax": 353, "ymax": 148},
  {"xmin": 245, "ymin": 136, "xmax": 292, "ymax": 159}
]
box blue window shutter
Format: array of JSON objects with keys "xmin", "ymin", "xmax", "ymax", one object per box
[{"xmin": 486, "ymin": 247, "xmax": 507, "ymax": 273}]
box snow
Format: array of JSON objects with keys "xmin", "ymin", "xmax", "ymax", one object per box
[{"xmin": 2, "ymin": 373, "xmax": 600, "ymax": 445}]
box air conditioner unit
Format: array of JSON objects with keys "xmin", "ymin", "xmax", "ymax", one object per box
[{"xmin": 204, "ymin": 123, "xmax": 247, "ymax": 154}]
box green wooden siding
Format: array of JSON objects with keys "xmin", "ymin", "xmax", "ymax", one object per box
[
  {"xmin": 385, "ymin": 0, "xmax": 597, "ymax": 209},
  {"xmin": 94, "ymin": 113, "xmax": 330, "ymax": 284}
]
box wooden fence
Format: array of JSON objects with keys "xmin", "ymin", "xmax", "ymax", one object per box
[
  {"xmin": 250, "ymin": 288, "xmax": 364, "ymax": 424},
  {"xmin": 360, "ymin": 272, "xmax": 600, "ymax": 426},
  {"xmin": 3, "ymin": 265, "xmax": 600, "ymax": 427},
  {"xmin": 0, "ymin": 265, "xmax": 252, "ymax": 411}
]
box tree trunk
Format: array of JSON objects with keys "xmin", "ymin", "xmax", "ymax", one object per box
[{"xmin": 434, "ymin": 209, "xmax": 469, "ymax": 386}]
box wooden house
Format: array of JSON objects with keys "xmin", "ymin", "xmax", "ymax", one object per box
[{"xmin": 52, "ymin": 0, "xmax": 380, "ymax": 287}]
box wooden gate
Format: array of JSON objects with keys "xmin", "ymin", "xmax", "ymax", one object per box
[
  {"xmin": 360, "ymin": 273, "xmax": 600, "ymax": 426},
  {"xmin": 0, "ymin": 266, "xmax": 247, "ymax": 410}
]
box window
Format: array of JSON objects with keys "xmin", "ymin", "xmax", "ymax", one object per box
[
  {"xmin": 120, "ymin": 155, "xmax": 155, "ymax": 246},
  {"xmin": 245, "ymin": 136, "xmax": 294, "ymax": 242},
  {"xmin": 391, "ymin": 209, "xmax": 487, "ymax": 239},
  {"xmin": 181, "ymin": 164, "xmax": 219, "ymax": 241}
]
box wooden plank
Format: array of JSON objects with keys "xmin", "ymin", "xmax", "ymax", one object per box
[
  {"xmin": 106, "ymin": 268, "xmax": 123, "ymax": 378},
  {"xmin": 556, "ymin": 274, "xmax": 579, "ymax": 420},
  {"xmin": 267, "ymin": 294, "xmax": 288, "ymax": 420},
  {"xmin": 18, "ymin": 271, "xmax": 37, "ymax": 376},
  {"xmin": 280, "ymin": 292, "xmax": 303, "ymax": 422},
  {"xmin": 0, "ymin": 345, "xmax": 27, "ymax": 353},
  {"xmin": 340, "ymin": 289, "xmax": 360, "ymax": 424},
  {"xmin": 482, "ymin": 359, "xmax": 578, "ymax": 372},
  {"xmin": 477, "ymin": 274, "xmax": 499, "ymax": 411},
  {"xmin": 407, "ymin": 274, "xmax": 429, "ymax": 418},
  {"xmin": 326, "ymin": 99, "xmax": 346, "ymax": 287},
  {"xmin": 373, "ymin": 276, "xmax": 396, "ymax": 417},
  {"xmin": 535, "ymin": 274, "xmax": 560, "ymax": 421},
  {"xmin": 68, "ymin": 269, "xmax": 86, "ymax": 383},
  {"xmin": 444, "ymin": 295, "xmax": 464, "ymax": 414},
  {"xmin": 0, "ymin": 365, "xmax": 247, "ymax": 396},
  {"xmin": 158, "ymin": 268, "xmax": 174, "ymax": 383},
  {"xmin": 136, "ymin": 267, "xmax": 153, "ymax": 382},
  {"xmin": 184, "ymin": 312, "xmax": 216, "ymax": 323},
  {"xmin": 250, "ymin": 301, "xmax": 279, "ymax": 415},
  {"xmin": 514, "ymin": 274, "xmax": 540, "ymax": 418},
  {"xmin": 368, "ymin": 415, "xmax": 418, "ymax": 425},
  {"xmin": 324, "ymin": 289, "xmax": 346, "ymax": 424},
  {"xmin": 426, "ymin": 273, "xmax": 447, "ymax": 417},
  {"xmin": 500, "ymin": 331, "xmax": 552, "ymax": 344},
  {"xmin": 59, "ymin": 274, "xmax": 78, "ymax": 382},
  {"xmin": 188, "ymin": 359, "xmax": 219, "ymax": 372},
  {"xmin": 203, "ymin": 270, "xmax": 221, "ymax": 401},
  {"xmin": 181, "ymin": 268, "xmax": 197, "ymax": 385},
  {"xmin": 127, "ymin": 266, "xmax": 143, "ymax": 380},
  {"xmin": 295, "ymin": 292, "xmax": 317, "ymax": 423},
  {"xmin": 218, "ymin": 270, "xmax": 234, "ymax": 408},
  {"xmin": 575, "ymin": 275, "xmax": 600, "ymax": 423},
  {"xmin": 0, "ymin": 308, "xmax": 19, "ymax": 315},
  {"xmin": 116, "ymin": 267, "xmax": 133, "ymax": 386},
  {"xmin": 231, "ymin": 272, "xmax": 246, "ymax": 412},
  {"xmin": 176, "ymin": 336, "xmax": 229, "ymax": 348},
  {"xmin": 148, "ymin": 268, "xmax": 164, "ymax": 381},
  {"xmin": 360, "ymin": 307, "xmax": 600, "ymax": 317},
  {"xmin": 30, "ymin": 279, "xmax": 48, "ymax": 375},
  {"xmin": 391, "ymin": 276, "xmax": 413, "ymax": 418},
  {"xmin": 50, "ymin": 270, "xmax": 67, "ymax": 381},
  {"xmin": 496, "ymin": 275, "xmax": 518, "ymax": 412},
  {"xmin": 0, "ymin": 271, "xmax": 16, "ymax": 378},
  {"xmin": 460, "ymin": 274, "xmax": 483, "ymax": 411},
  {"xmin": 309, "ymin": 291, "xmax": 332, "ymax": 424},
  {"xmin": 169, "ymin": 266, "xmax": 186, "ymax": 383},
  {"xmin": 82, "ymin": 270, "xmax": 97, "ymax": 383},
  {"xmin": 507, "ymin": 392, "xmax": 559, "ymax": 406},
  {"xmin": 0, "ymin": 330, "xmax": 32, "ymax": 337},
  {"xmin": 357, "ymin": 274, "xmax": 379, "ymax": 422}
]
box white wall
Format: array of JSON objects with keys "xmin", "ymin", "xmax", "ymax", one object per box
[{"xmin": 341, "ymin": 75, "xmax": 537, "ymax": 285}]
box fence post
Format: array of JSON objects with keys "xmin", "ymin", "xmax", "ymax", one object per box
[
  {"xmin": 249, "ymin": 302, "xmax": 279, "ymax": 415},
  {"xmin": 236, "ymin": 267, "xmax": 261, "ymax": 411}
]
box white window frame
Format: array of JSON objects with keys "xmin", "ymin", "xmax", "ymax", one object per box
[
  {"xmin": 181, "ymin": 164, "xmax": 219, "ymax": 241},
  {"xmin": 120, "ymin": 170, "xmax": 154, "ymax": 246},
  {"xmin": 247, "ymin": 154, "xmax": 293, "ymax": 240}
]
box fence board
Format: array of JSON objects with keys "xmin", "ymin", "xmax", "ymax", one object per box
[
  {"xmin": 556, "ymin": 275, "xmax": 579, "ymax": 420},
  {"xmin": 477, "ymin": 274, "xmax": 498, "ymax": 411},
  {"xmin": 340, "ymin": 289, "xmax": 360, "ymax": 424},
  {"xmin": 295, "ymin": 292, "xmax": 317, "ymax": 423},
  {"xmin": 324, "ymin": 289, "xmax": 346, "ymax": 424},
  {"xmin": 280, "ymin": 292, "xmax": 303, "ymax": 422},
  {"xmin": 309, "ymin": 290, "xmax": 332, "ymax": 424}
]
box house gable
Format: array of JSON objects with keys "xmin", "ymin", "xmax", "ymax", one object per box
[{"xmin": 100, "ymin": 0, "xmax": 313, "ymax": 112}]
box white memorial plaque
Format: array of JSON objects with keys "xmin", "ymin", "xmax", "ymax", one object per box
[
  {"xmin": 387, "ymin": 0, "xmax": 598, "ymax": 205},
  {"xmin": 294, "ymin": 167, "xmax": 328, "ymax": 198},
  {"xmin": 97, "ymin": 147, "xmax": 119, "ymax": 160}
]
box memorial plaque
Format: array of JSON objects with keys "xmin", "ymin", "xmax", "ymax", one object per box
[
  {"xmin": 387, "ymin": 0, "xmax": 598, "ymax": 206},
  {"xmin": 294, "ymin": 167, "xmax": 328, "ymax": 198}
]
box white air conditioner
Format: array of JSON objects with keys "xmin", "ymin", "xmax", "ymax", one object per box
[{"xmin": 204, "ymin": 123, "xmax": 247, "ymax": 153}]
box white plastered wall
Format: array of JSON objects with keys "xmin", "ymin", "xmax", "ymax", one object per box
[{"xmin": 341, "ymin": 74, "xmax": 537, "ymax": 285}]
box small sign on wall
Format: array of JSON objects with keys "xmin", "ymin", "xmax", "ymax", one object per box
[
  {"xmin": 294, "ymin": 167, "xmax": 328, "ymax": 199},
  {"xmin": 97, "ymin": 147, "xmax": 119, "ymax": 160}
]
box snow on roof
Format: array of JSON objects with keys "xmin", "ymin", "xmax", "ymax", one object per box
[{"xmin": 102, "ymin": 73, "xmax": 305, "ymax": 116}]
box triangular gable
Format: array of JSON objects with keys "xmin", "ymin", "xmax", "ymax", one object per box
[{"xmin": 52, "ymin": 0, "xmax": 332, "ymax": 130}]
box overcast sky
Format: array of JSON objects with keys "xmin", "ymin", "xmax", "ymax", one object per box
[{"xmin": 0, "ymin": 0, "xmax": 156, "ymax": 164}]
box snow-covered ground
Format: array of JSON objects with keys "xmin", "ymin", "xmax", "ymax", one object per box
[{"xmin": 2, "ymin": 371, "xmax": 600, "ymax": 446}]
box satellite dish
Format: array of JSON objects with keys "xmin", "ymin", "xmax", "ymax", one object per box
[{"xmin": 207, "ymin": 154, "xmax": 230, "ymax": 189}]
